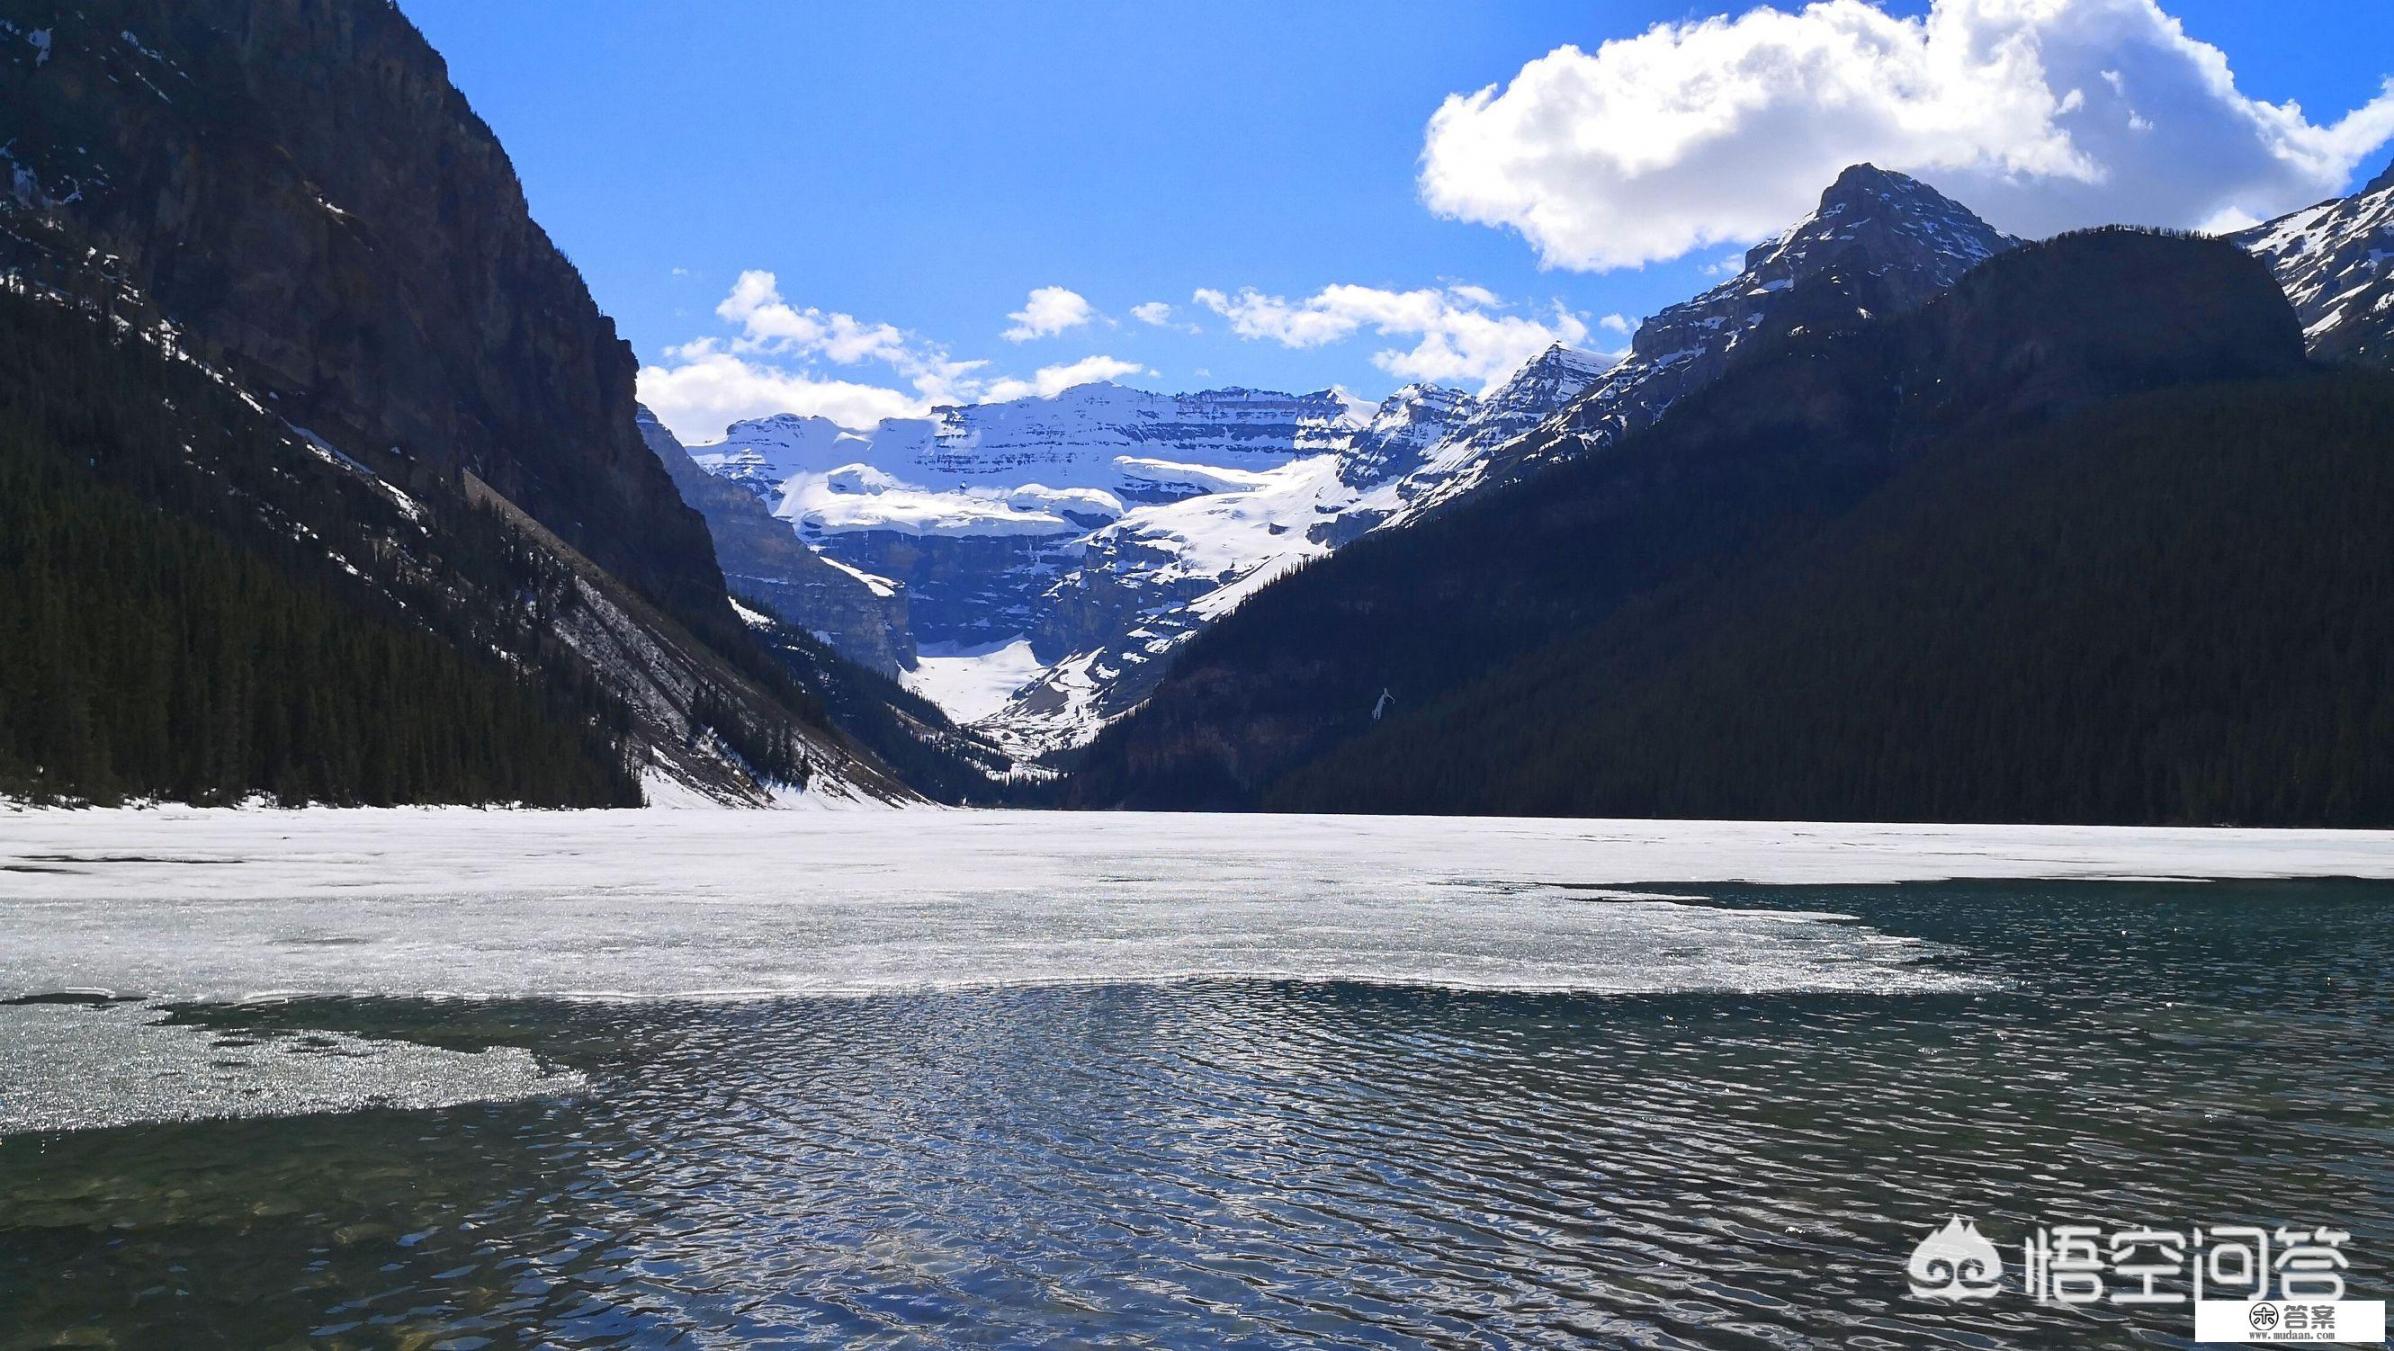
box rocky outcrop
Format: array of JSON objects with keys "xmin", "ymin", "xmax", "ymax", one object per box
[
  {"xmin": 1335, "ymin": 384, "xmax": 1478, "ymax": 487},
  {"xmin": 0, "ymin": 0, "xmax": 736, "ymax": 644}
]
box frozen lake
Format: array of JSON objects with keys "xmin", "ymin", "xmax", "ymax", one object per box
[
  {"xmin": 7, "ymin": 807, "xmax": 2393, "ymax": 1002},
  {"xmin": 4, "ymin": 809, "xmax": 2392, "ymax": 1345}
]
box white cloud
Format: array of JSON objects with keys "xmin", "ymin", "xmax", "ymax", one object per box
[
  {"xmin": 1002, "ymin": 286, "xmax": 1097, "ymax": 341},
  {"xmin": 1130, "ymin": 300, "xmax": 1200, "ymax": 333},
  {"xmin": 980, "ymin": 355, "xmax": 1149, "ymax": 403},
  {"xmin": 1420, "ymin": 0, "xmax": 2394, "ymax": 270},
  {"xmin": 643, "ymin": 273, "xmax": 1156, "ymax": 439},
  {"xmin": 714, "ymin": 270, "xmax": 919, "ymax": 367},
  {"xmin": 637, "ymin": 350, "xmax": 927, "ymax": 444},
  {"xmin": 1192, "ymin": 283, "xmax": 1590, "ymax": 392},
  {"xmin": 1598, "ymin": 312, "xmax": 1633, "ymax": 335}
]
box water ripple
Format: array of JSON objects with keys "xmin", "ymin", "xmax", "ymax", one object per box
[{"xmin": 2, "ymin": 880, "xmax": 2389, "ymax": 1348}]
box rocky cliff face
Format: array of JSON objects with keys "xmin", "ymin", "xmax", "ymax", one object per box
[
  {"xmin": 913, "ymin": 386, "xmax": 1354, "ymax": 485},
  {"xmin": 0, "ymin": 0, "xmax": 930, "ymax": 805},
  {"xmin": 1336, "ymin": 383, "xmax": 1479, "ymax": 487},
  {"xmin": 0, "ymin": 0, "xmax": 734, "ymax": 642},
  {"xmin": 2234, "ymin": 158, "xmax": 2394, "ymax": 368}
]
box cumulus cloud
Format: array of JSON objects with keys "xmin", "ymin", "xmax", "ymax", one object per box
[
  {"xmin": 713, "ymin": 270, "xmax": 922, "ymax": 367},
  {"xmin": 1192, "ymin": 283, "xmax": 1590, "ymax": 392},
  {"xmin": 1002, "ymin": 286, "xmax": 1097, "ymax": 341},
  {"xmin": 1130, "ymin": 300, "xmax": 1201, "ymax": 333},
  {"xmin": 1420, "ymin": 0, "xmax": 2394, "ymax": 270},
  {"xmin": 980, "ymin": 355, "xmax": 1149, "ymax": 403},
  {"xmin": 640, "ymin": 272, "xmax": 1154, "ymax": 439},
  {"xmin": 637, "ymin": 350, "xmax": 929, "ymax": 444}
]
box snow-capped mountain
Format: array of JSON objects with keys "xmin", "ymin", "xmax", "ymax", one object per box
[
  {"xmin": 1328, "ymin": 343, "xmax": 1611, "ymax": 543},
  {"xmin": 685, "ymin": 166, "xmax": 2013, "ymax": 759},
  {"xmin": 2234, "ymin": 159, "xmax": 2394, "ymax": 367},
  {"xmin": 681, "ymin": 376, "xmax": 1511, "ymax": 754},
  {"xmin": 989, "ymin": 383, "xmax": 1486, "ymax": 752},
  {"xmin": 1337, "ymin": 383, "xmax": 1480, "ymax": 486},
  {"xmin": 638, "ymin": 407, "xmax": 913, "ymax": 675},
  {"xmin": 1367, "ymin": 164, "xmax": 2019, "ymax": 525},
  {"xmin": 684, "ymin": 382, "xmax": 1379, "ymax": 666},
  {"xmin": 697, "ymin": 387, "xmax": 1353, "ymax": 499}
]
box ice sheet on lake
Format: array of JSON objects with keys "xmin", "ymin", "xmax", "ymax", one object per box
[
  {"xmin": 0, "ymin": 1000, "xmax": 581, "ymax": 1134},
  {"xmin": 6, "ymin": 808, "xmax": 2390, "ymax": 1132},
  {"xmin": 4, "ymin": 808, "xmax": 2389, "ymax": 1007}
]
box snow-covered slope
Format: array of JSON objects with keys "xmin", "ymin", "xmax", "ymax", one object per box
[
  {"xmin": 989, "ymin": 384, "xmax": 1486, "ymax": 753},
  {"xmin": 1370, "ymin": 164, "xmax": 2019, "ymax": 525},
  {"xmin": 637, "ymin": 407, "xmax": 913, "ymax": 675},
  {"xmin": 683, "ymin": 382, "xmax": 1373, "ymax": 662},
  {"xmin": 2233, "ymin": 158, "xmax": 2394, "ymax": 368},
  {"xmin": 681, "ymin": 378, "xmax": 1515, "ymax": 754},
  {"xmin": 1331, "ymin": 343, "xmax": 1611, "ymax": 542},
  {"xmin": 684, "ymin": 166, "xmax": 2011, "ymax": 758}
]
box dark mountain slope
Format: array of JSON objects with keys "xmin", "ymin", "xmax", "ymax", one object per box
[
  {"xmin": 0, "ymin": 283, "xmax": 639, "ymax": 806},
  {"xmin": 0, "ymin": 0, "xmax": 735, "ymax": 648},
  {"xmin": 1274, "ymin": 372, "xmax": 2394, "ymax": 825},
  {"xmin": 744, "ymin": 620, "xmax": 1021, "ymax": 806},
  {"xmin": 0, "ymin": 0, "xmax": 925, "ymax": 805},
  {"xmin": 1065, "ymin": 230, "xmax": 2308, "ymax": 812}
]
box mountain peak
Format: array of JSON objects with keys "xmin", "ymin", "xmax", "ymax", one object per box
[
  {"xmin": 2368, "ymin": 156, "xmax": 2394, "ymax": 197},
  {"xmin": 1745, "ymin": 164, "xmax": 2014, "ymax": 283},
  {"xmin": 1826, "ymin": 161, "xmax": 1910, "ymax": 193},
  {"xmin": 1528, "ymin": 342, "xmax": 1612, "ymax": 376}
]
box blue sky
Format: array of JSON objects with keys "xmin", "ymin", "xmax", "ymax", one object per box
[{"xmin": 405, "ymin": 0, "xmax": 2394, "ymax": 442}]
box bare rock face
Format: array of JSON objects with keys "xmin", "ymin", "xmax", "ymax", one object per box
[
  {"xmin": 0, "ymin": 0, "xmax": 735, "ymax": 642},
  {"xmin": 1334, "ymin": 383, "xmax": 1479, "ymax": 487}
]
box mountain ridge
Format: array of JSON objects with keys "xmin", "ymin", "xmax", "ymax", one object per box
[
  {"xmin": 2234, "ymin": 157, "xmax": 2394, "ymax": 367},
  {"xmin": 1062, "ymin": 229, "xmax": 2313, "ymax": 813}
]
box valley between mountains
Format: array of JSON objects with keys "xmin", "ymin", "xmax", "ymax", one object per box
[{"xmin": 5, "ymin": 1, "xmax": 2394, "ymax": 822}]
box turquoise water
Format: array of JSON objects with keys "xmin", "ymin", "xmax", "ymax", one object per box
[{"xmin": 3, "ymin": 880, "xmax": 2388, "ymax": 1347}]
